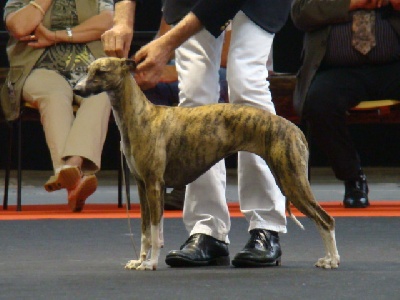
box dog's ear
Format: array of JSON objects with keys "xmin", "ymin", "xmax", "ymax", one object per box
[{"xmin": 125, "ymin": 59, "xmax": 137, "ymax": 71}]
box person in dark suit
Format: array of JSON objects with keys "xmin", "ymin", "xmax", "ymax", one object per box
[
  {"xmin": 103, "ymin": 0, "xmax": 291, "ymax": 268},
  {"xmin": 291, "ymin": 0, "xmax": 400, "ymax": 208}
]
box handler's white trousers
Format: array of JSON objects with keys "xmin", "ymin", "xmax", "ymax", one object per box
[{"xmin": 175, "ymin": 11, "xmax": 287, "ymax": 243}]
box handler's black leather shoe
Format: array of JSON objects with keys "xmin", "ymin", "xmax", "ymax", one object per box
[
  {"xmin": 343, "ymin": 171, "xmax": 369, "ymax": 208},
  {"xmin": 165, "ymin": 233, "xmax": 230, "ymax": 267},
  {"xmin": 232, "ymin": 229, "xmax": 282, "ymax": 267}
]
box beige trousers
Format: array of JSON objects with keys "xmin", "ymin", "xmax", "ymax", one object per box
[{"xmin": 22, "ymin": 68, "xmax": 111, "ymax": 174}]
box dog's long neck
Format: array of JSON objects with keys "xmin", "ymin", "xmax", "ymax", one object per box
[{"xmin": 109, "ymin": 72, "xmax": 155, "ymax": 161}]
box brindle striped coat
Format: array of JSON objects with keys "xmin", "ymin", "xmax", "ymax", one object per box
[{"xmin": 74, "ymin": 57, "xmax": 340, "ymax": 271}]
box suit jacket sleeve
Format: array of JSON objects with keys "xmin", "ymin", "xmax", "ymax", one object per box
[{"xmin": 191, "ymin": 0, "xmax": 247, "ymax": 37}]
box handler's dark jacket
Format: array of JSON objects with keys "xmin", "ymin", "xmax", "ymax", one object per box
[
  {"xmin": 163, "ymin": 0, "xmax": 292, "ymax": 37},
  {"xmin": 291, "ymin": 0, "xmax": 400, "ymax": 117}
]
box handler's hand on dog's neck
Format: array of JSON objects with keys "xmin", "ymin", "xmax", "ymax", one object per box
[
  {"xmin": 133, "ymin": 37, "xmax": 173, "ymax": 91},
  {"xmin": 134, "ymin": 70, "xmax": 158, "ymax": 91},
  {"xmin": 134, "ymin": 35, "xmax": 173, "ymax": 73}
]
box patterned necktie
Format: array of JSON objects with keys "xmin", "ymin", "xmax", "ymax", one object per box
[{"xmin": 352, "ymin": 10, "xmax": 376, "ymax": 55}]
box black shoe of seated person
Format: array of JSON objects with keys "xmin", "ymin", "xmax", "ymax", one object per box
[
  {"xmin": 343, "ymin": 170, "xmax": 370, "ymax": 208},
  {"xmin": 231, "ymin": 229, "xmax": 282, "ymax": 267},
  {"xmin": 164, "ymin": 186, "xmax": 185, "ymax": 210},
  {"xmin": 165, "ymin": 233, "xmax": 230, "ymax": 267}
]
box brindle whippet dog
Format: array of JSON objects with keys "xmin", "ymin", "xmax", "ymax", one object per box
[{"xmin": 74, "ymin": 57, "xmax": 340, "ymax": 271}]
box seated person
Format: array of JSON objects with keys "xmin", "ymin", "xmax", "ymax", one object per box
[
  {"xmin": 2, "ymin": 0, "xmax": 114, "ymax": 212},
  {"xmin": 291, "ymin": 0, "xmax": 400, "ymax": 208}
]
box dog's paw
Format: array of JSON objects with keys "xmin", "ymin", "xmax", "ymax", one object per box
[
  {"xmin": 125, "ymin": 259, "xmax": 157, "ymax": 271},
  {"xmin": 136, "ymin": 259, "xmax": 157, "ymax": 271},
  {"xmin": 125, "ymin": 259, "xmax": 142, "ymax": 270},
  {"xmin": 315, "ymin": 255, "xmax": 340, "ymax": 269}
]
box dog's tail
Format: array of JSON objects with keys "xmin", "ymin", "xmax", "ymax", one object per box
[{"xmin": 286, "ymin": 200, "xmax": 305, "ymax": 230}]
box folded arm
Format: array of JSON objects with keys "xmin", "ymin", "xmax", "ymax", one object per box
[
  {"xmin": 291, "ymin": 0, "xmax": 389, "ymax": 32},
  {"xmin": 5, "ymin": 0, "xmax": 53, "ymax": 38},
  {"xmin": 6, "ymin": 0, "xmax": 113, "ymax": 48}
]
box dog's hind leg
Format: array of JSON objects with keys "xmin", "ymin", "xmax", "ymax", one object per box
[
  {"xmin": 125, "ymin": 180, "xmax": 153, "ymax": 270},
  {"xmin": 284, "ymin": 181, "xmax": 340, "ymax": 268},
  {"xmin": 285, "ymin": 165, "xmax": 340, "ymax": 269},
  {"xmin": 267, "ymin": 133, "xmax": 340, "ymax": 268},
  {"xmin": 315, "ymin": 225, "xmax": 340, "ymax": 269},
  {"xmin": 282, "ymin": 180, "xmax": 340, "ymax": 268},
  {"xmin": 279, "ymin": 170, "xmax": 340, "ymax": 269}
]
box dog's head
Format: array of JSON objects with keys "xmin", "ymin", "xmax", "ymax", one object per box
[{"xmin": 74, "ymin": 57, "xmax": 136, "ymax": 97}]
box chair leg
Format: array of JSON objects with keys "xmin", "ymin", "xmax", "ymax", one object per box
[
  {"xmin": 3, "ymin": 122, "xmax": 13, "ymax": 210},
  {"xmin": 16, "ymin": 116, "xmax": 22, "ymax": 211}
]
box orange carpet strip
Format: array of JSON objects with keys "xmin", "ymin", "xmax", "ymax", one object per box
[{"xmin": 1, "ymin": 201, "xmax": 400, "ymax": 220}]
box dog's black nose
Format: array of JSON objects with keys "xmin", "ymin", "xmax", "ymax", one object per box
[
  {"xmin": 73, "ymin": 86, "xmax": 86, "ymax": 97},
  {"xmin": 73, "ymin": 76, "xmax": 90, "ymax": 97}
]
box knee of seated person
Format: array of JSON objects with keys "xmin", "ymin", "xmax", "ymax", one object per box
[
  {"xmin": 79, "ymin": 91, "xmax": 110, "ymax": 106},
  {"xmin": 303, "ymin": 90, "xmax": 339, "ymax": 119},
  {"xmin": 36, "ymin": 93, "xmax": 74, "ymax": 106}
]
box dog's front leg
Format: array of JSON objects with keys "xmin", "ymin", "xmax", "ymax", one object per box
[
  {"xmin": 125, "ymin": 228, "xmax": 152, "ymax": 270},
  {"xmin": 135, "ymin": 180, "xmax": 165, "ymax": 270},
  {"xmin": 125, "ymin": 181, "xmax": 153, "ymax": 270}
]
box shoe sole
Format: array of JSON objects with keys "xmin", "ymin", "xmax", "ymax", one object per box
[
  {"xmin": 68, "ymin": 175, "xmax": 98, "ymax": 213},
  {"xmin": 231, "ymin": 257, "xmax": 281, "ymax": 268},
  {"xmin": 44, "ymin": 166, "xmax": 81, "ymax": 192},
  {"xmin": 343, "ymin": 202, "xmax": 370, "ymax": 208},
  {"xmin": 165, "ymin": 255, "xmax": 230, "ymax": 267}
]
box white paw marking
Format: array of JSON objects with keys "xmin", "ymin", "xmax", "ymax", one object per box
[
  {"xmin": 315, "ymin": 228, "xmax": 340, "ymax": 269},
  {"xmin": 137, "ymin": 260, "xmax": 157, "ymax": 271},
  {"xmin": 125, "ymin": 259, "xmax": 142, "ymax": 270},
  {"xmin": 315, "ymin": 255, "xmax": 340, "ymax": 269},
  {"xmin": 125, "ymin": 259, "xmax": 157, "ymax": 271}
]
